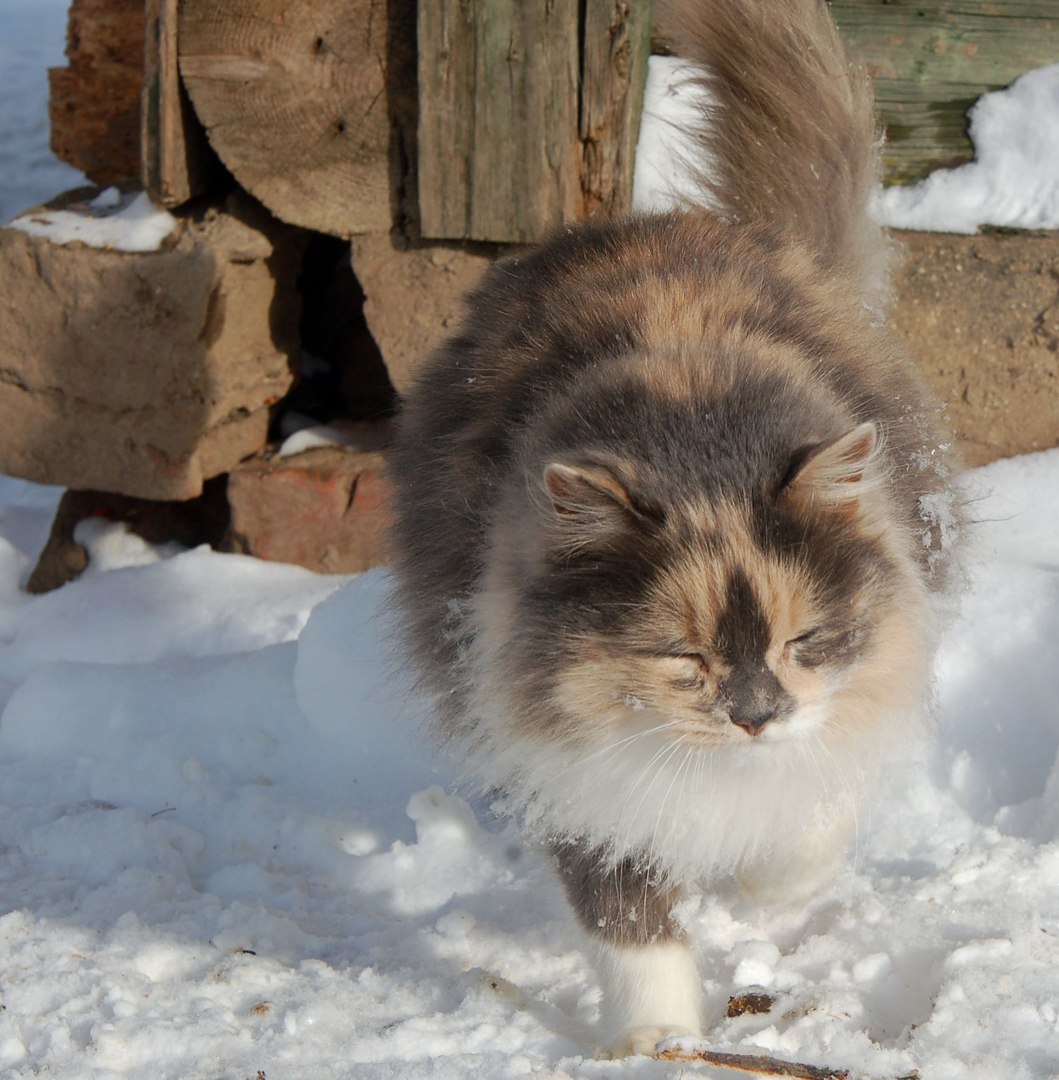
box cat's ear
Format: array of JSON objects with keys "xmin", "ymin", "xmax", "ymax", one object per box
[
  {"xmin": 783, "ymin": 422, "xmax": 881, "ymax": 508},
  {"xmin": 542, "ymin": 461, "xmax": 641, "ymax": 532}
]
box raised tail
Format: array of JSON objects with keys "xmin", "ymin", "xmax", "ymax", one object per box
[{"xmin": 654, "ymin": 0, "xmax": 888, "ymax": 303}]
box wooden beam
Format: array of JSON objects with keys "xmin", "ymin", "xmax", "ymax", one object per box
[
  {"xmin": 142, "ymin": 0, "xmax": 217, "ymax": 207},
  {"xmin": 417, "ymin": 1, "xmax": 583, "ymax": 243},
  {"xmin": 830, "ymin": 0, "xmax": 1059, "ymax": 183},
  {"xmin": 581, "ymin": 1, "xmax": 653, "ymax": 220},
  {"xmin": 179, "ymin": 0, "xmax": 416, "ymax": 237}
]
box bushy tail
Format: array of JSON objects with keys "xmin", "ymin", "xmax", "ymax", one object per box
[{"xmin": 654, "ymin": 0, "xmax": 888, "ymax": 302}]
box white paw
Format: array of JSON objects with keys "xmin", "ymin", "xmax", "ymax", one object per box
[
  {"xmin": 594, "ymin": 940, "xmax": 704, "ymax": 1058},
  {"xmin": 598, "ymin": 1024, "xmax": 700, "ymax": 1059}
]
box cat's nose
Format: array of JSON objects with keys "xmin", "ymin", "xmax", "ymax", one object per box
[
  {"xmin": 730, "ymin": 708, "xmax": 776, "ymax": 737},
  {"xmin": 721, "ymin": 665, "xmax": 789, "ymax": 737}
]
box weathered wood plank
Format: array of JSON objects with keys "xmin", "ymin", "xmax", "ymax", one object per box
[
  {"xmin": 581, "ymin": 1, "xmax": 653, "ymax": 219},
  {"xmin": 142, "ymin": 0, "xmax": 216, "ymax": 207},
  {"xmin": 829, "ymin": 0, "xmax": 1059, "ymax": 182},
  {"xmin": 416, "ymin": 0, "xmax": 474, "ymax": 239},
  {"xmin": 418, "ymin": 1, "xmax": 583, "ymax": 243}
]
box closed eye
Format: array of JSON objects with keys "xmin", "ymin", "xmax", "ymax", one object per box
[
  {"xmin": 653, "ymin": 651, "xmax": 710, "ymax": 687},
  {"xmin": 786, "ymin": 627, "xmax": 822, "ymax": 647},
  {"xmin": 672, "ymin": 652, "xmax": 709, "ymax": 672}
]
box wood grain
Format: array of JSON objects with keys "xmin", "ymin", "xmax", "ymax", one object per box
[
  {"xmin": 417, "ymin": 0, "xmax": 582, "ymax": 243},
  {"xmin": 179, "ymin": 0, "xmax": 414, "ymax": 236},
  {"xmin": 581, "ymin": 1, "xmax": 653, "ymax": 219},
  {"xmin": 831, "ymin": 0, "xmax": 1059, "ymax": 182}
]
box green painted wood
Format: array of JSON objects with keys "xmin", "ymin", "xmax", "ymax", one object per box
[{"xmin": 829, "ymin": 1, "xmax": 1059, "ymax": 182}]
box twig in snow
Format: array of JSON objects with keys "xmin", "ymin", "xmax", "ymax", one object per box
[
  {"xmin": 656, "ymin": 1044, "xmax": 920, "ymax": 1080},
  {"xmin": 655, "ymin": 1047, "xmax": 847, "ymax": 1077}
]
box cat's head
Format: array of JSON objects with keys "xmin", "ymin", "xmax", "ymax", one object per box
[{"xmin": 486, "ymin": 416, "xmax": 930, "ymax": 755}]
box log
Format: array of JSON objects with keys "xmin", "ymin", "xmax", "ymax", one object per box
[
  {"xmin": 0, "ymin": 191, "xmax": 305, "ymax": 501},
  {"xmin": 142, "ymin": 0, "xmax": 217, "ymax": 206},
  {"xmin": 830, "ymin": 1, "xmax": 1059, "ymax": 183},
  {"xmin": 179, "ymin": 0, "xmax": 417, "ymax": 237},
  {"xmin": 49, "ymin": 0, "xmax": 144, "ymax": 186}
]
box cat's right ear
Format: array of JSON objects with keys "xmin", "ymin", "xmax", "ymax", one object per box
[
  {"xmin": 782, "ymin": 422, "xmax": 882, "ymax": 510},
  {"xmin": 542, "ymin": 461, "xmax": 641, "ymax": 535}
]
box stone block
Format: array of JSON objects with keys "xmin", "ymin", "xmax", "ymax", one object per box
[
  {"xmin": 226, "ymin": 444, "xmax": 392, "ymax": 574},
  {"xmin": 0, "ymin": 191, "xmax": 304, "ymax": 500},
  {"xmin": 49, "ymin": 0, "xmax": 145, "ymax": 186},
  {"xmin": 350, "ymin": 234, "xmax": 496, "ymax": 395},
  {"xmin": 352, "ymin": 229, "xmax": 1059, "ymax": 469}
]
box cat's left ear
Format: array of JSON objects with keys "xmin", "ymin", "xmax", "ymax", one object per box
[
  {"xmin": 542, "ymin": 461, "xmax": 643, "ymax": 533},
  {"xmin": 783, "ymin": 421, "xmax": 882, "ymax": 508}
]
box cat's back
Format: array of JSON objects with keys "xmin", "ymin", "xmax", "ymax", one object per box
[{"xmin": 392, "ymin": 206, "xmax": 929, "ymax": 529}]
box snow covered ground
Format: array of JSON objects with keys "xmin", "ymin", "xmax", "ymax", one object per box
[
  {"xmin": 1, "ymin": 456, "xmax": 1059, "ymax": 1080},
  {"xmin": 2, "ymin": 4, "xmax": 1059, "ymax": 1078}
]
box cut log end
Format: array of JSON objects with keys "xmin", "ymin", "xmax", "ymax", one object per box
[{"xmin": 179, "ymin": 0, "xmax": 414, "ymax": 236}]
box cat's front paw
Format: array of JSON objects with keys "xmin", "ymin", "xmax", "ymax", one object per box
[
  {"xmin": 598, "ymin": 1024, "xmax": 700, "ymax": 1059},
  {"xmin": 594, "ymin": 939, "xmax": 704, "ymax": 1058}
]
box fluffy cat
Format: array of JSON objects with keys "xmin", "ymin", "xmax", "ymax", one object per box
[{"xmin": 389, "ymin": 0, "xmax": 955, "ymax": 1057}]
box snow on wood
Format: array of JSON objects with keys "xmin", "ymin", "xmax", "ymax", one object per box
[{"xmin": 832, "ymin": 0, "xmax": 1059, "ymax": 183}]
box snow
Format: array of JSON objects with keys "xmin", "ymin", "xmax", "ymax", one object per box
[
  {"xmin": 2, "ymin": 4, "xmax": 1059, "ymax": 1077},
  {"xmin": 9, "ymin": 188, "xmax": 180, "ymax": 253},
  {"xmin": 874, "ymin": 63, "xmax": 1059, "ymax": 234},
  {"xmin": 0, "ymin": 453, "xmax": 1058, "ymax": 1079},
  {"xmin": 633, "ymin": 57, "xmax": 716, "ymax": 215}
]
